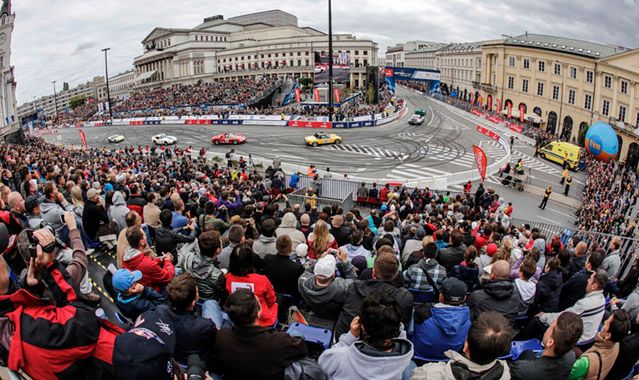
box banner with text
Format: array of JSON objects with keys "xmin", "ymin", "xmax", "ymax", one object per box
[{"xmin": 472, "ymin": 145, "xmax": 487, "ymax": 183}]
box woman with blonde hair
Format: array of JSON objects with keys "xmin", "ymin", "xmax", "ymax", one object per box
[
  {"xmin": 70, "ymin": 185, "xmax": 84, "ymax": 219},
  {"xmin": 307, "ymin": 219, "xmax": 337, "ymax": 259}
]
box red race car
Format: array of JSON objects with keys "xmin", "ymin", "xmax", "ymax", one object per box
[{"xmin": 211, "ymin": 132, "xmax": 246, "ymax": 145}]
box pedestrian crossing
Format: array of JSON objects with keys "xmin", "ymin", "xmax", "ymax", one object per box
[
  {"xmin": 327, "ymin": 143, "xmax": 408, "ymax": 160},
  {"xmin": 386, "ymin": 163, "xmax": 456, "ymax": 181},
  {"xmin": 479, "ymin": 141, "xmax": 563, "ymax": 176}
]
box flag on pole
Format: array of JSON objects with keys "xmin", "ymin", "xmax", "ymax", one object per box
[
  {"xmin": 294, "ymin": 88, "xmax": 301, "ymax": 103},
  {"xmin": 519, "ymin": 104, "xmax": 525, "ymax": 123},
  {"xmin": 313, "ymin": 88, "xmax": 320, "ymax": 102},
  {"xmin": 334, "ymin": 88, "xmax": 340, "ymax": 103},
  {"xmin": 508, "ymin": 103, "xmax": 513, "ymax": 119},
  {"xmin": 472, "ymin": 145, "xmax": 487, "ymax": 182},
  {"xmin": 78, "ymin": 129, "xmax": 87, "ymax": 147},
  {"xmin": 487, "ymin": 96, "xmax": 493, "ymax": 112}
]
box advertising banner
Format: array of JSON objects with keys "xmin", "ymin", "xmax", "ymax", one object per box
[
  {"xmin": 487, "ymin": 96, "xmax": 493, "ymax": 112},
  {"xmin": 476, "ymin": 125, "xmax": 500, "ymax": 141},
  {"xmin": 78, "ymin": 129, "xmax": 87, "ymax": 146},
  {"xmin": 314, "ymin": 51, "xmax": 350, "ymax": 83},
  {"xmin": 313, "ymin": 88, "xmax": 320, "ymax": 102},
  {"xmin": 383, "ymin": 66, "xmax": 441, "ymax": 94},
  {"xmin": 287, "ymin": 120, "xmax": 332, "ymax": 128},
  {"xmin": 295, "ymin": 88, "xmax": 301, "ymax": 103},
  {"xmin": 496, "ymin": 99, "xmax": 501, "ymax": 113},
  {"xmin": 509, "ymin": 123, "xmax": 524, "ymax": 133},
  {"xmin": 519, "ymin": 104, "xmax": 525, "ymax": 123},
  {"xmin": 334, "ymin": 88, "xmax": 340, "ymax": 103},
  {"xmin": 472, "ymin": 145, "xmax": 487, "ymax": 182},
  {"xmin": 353, "ymin": 115, "xmax": 373, "ymax": 122}
]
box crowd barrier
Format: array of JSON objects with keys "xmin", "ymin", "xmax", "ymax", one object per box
[
  {"xmin": 510, "ymin": 217, "xmax": 639, "ymax": 281},
  {"xmin": 287, "ymin": 186, "xmax": 354, "ymax": 212}
]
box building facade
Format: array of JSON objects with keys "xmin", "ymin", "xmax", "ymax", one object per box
[
  {"xmin": 18, "ymin": 76, "xmax": 105, "ymax": 119},
  {"xmin": 404, "ymin": 44, "xmax": 449, "ymax": 71},
  {"xmin": 477, "ymin": 33, "xmax": 639, "ymax": 168},
  {"xmin": 437, "ymin": 42, "xmax": 486, "ymax": 101},
  {"xmin": 133, "ymin": 10, "xmax": 378, "ymax": 90},
  {"xmin": 108, "ymin": 70, "xmax": 135, "ymax": 100},
  {"xmin": 0, "ymin": 0, "xmax": 17, "ymax": 136},
  {"xmin": 385, "ymin": 41, "xmax": 443, "ymax": 68}
]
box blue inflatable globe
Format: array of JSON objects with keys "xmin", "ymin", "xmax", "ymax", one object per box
[{"xmin": 584, "ymin": 121, "xmax": 619, "ymax": 161}]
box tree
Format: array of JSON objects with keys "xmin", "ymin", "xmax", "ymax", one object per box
[
  {"xmin": 69, "ymin": 95, "xmax": 87, "ymax": 110},
  {"xmin": 299, "ymin": 77, "xmax": 313, "ymax": 89},
  {"xmin": 366, "ymin": 84, "xmax": 376, "ymax": 104}
]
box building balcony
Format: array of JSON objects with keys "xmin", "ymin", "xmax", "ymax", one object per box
[
  {"xmin": 609, "ymin": 116, "xmax": 639, "ymax": 136},
  {"xmin": 472, "ymin": 81, "xmax": 496, "ymax": 94}
]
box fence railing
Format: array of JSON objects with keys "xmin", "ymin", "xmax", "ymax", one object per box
[
  {"xmin": 510, "ymin": 217, "xmax": 639, "ymax": 281},
  {"xmin": 287, "ymin": 186, "xmax": 353, "ymax": 212}
]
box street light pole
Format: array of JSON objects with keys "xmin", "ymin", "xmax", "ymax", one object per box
[
  {"xmin": 102, "ymin": 48, "xmax": 113, "ymax": 120},
  {"xmin": 52, "ymin": 80, "xmax": 58, "ymax": 120},
  {"xmin": 327, "ymin": 0, "xmax": 334, "ymax": 122}
]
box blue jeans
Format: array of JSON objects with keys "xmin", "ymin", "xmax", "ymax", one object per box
[
  {"xmin": 201, "ymin": 300, "xmax": 232, "ymax": 330},
  {"xmin": 402, "ymin": 361, "xmax": 417, "ymax": 380}
]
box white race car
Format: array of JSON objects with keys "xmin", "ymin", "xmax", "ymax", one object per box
[
  {"xmin": 152, "ymin": 133, "xmax": 177, "ymax": 145},
  {"xmin": 107, "ymin": 134, "xmax": 125, "ymax": 143}
]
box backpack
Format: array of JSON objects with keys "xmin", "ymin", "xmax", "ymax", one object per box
[
  {"xmin": 284, "ymin": 358, "xmax": 330, "ymax": 380},
  {"xmin": 199, "ymin": 214, "xmax": 218, "ymax": 232}
]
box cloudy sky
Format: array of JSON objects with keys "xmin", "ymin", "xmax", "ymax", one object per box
[{"xmin": 11, "ymin": 0, "xmax": 638, "ymax": 104}]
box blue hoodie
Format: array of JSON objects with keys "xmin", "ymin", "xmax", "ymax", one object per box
[{"xmin": 412, "ymin": 304, "xmax": 471, "ymax": 360}]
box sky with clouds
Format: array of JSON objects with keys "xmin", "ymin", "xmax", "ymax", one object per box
[{"xmin": 10, "ymin": 0, "xmax": 638, "ymax": 104}]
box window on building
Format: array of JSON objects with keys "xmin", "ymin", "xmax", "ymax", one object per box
[
  {"xmin": 523, "ymin": 58, "xmax": 530, "ymax": 69},
  {"xmin": 570, "ymin": 67, "xmax": 577, "ymax": 79},
  {"xmin": 602, "ymin": 99, "xmax": 610, "ymax": 116},
  {"xmin": 604, "ymin": 75, "xmax": 612, "ymax": 88},
  {"xmin": 568, "ymin": 89, "xmax": 576, "ymax": 104},
  {"xmin": 522, "ymin": 79, "xmax": 529, "ymax": 92},
  {"xmin": 508, "ymin": 56, "xmax": 515, "ymax": 67},
  {"xmin": 538, "ymin": 61, "xmax": 545, "ymax": 72},
  {"xmin": 586, "ymin": 70, "xmax": 593, "ymax": 83},
  {"xmin": 297, "ymin": 60, "xmax": 301, "ymax": 66},
  {"xmin": 364, "ymin": 51, "xmax": 368, "ymax": 55},
  {"xmin": 619, "ymin": 105, "xmax": 627, "ymax": 122},
  {"xmin": 275, "ymin": 53, "xmax": 278, "ymax": 57},
  {"xmin": 305, "ymin": 59, "xmax": 309, "ymax": 66},
  {"xmin": 621, "ymin": 80, "xmax": 628, "ymax": 94},
  {"xmin": 584, "ymin": 93, "xmax": 592, "ymax": 110},
  {"xmin": 297, "ymin": 52, "xmax": 301, "ymax": 56},
  {"xmin": 552, "ymin": 85, "xmax": 560, "ymax": 100},
  {"xmin": 554, "ymin": 63, "xmax": 561, "ymax": 75},
  {"xmin": 537, "ymin": 82, "xmax": 544, "ymax": 96}
]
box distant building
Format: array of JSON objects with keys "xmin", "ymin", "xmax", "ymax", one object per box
[
  {"xmin": 0, "ymin": 0, "xmax": 18, "ymax": 136},
  {"xmin": 108, "ymin": 70, "xmax": 135, "ymax": 100},
  {"xmin": 18, "ymin": 76, "xmax": 105, "ymax": 119},
  {"xmin": 436, "ymin": 41, "xmax": 487, "ymax": 101},
  {"xmin": 385, "ymin": 41, "xmax": 443, "ymax": 68}
]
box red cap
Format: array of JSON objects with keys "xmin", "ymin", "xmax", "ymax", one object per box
[{"xmin": 486, "ymin": 243, "xmax": 498, "ymax": 256}]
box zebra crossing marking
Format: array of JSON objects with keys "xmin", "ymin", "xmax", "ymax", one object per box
[{"xmin": 327, "ymin": 143, "xmax": 408, "ymax": 160}]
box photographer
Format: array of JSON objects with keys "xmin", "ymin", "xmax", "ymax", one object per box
[{"xmin": 0, "ymin": 212, "xmax": 119, "ymax": 379}]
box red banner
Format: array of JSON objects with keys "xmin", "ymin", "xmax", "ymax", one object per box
[
  {"xmin": 472, "ymin": 145, "xmax": 488, "ymax": 183},
  {"xmin": 334, "ymin": 88, "xmax": 340, "ymax": 103},
  {"xmin": 477, "ymin": 95, "xmax": 483, "ymax": 107},
  {"xmin": 519, "ymin": 104, "xmax": 525, "ymax": 122},
  {"xmin": 476, "ymin": 125, "xmax": 500, "ymax": 141},
  {"xmin": 496, "ymin": 98, "xmax": 501, "ymax": 113},
  {"xmin": 313, "ymin": 88, "xmax": 320, "ymax": 102},
  {"xmin": 508, "ymin": 103, "xmax": 513, "ymax": 119},
  {"xmin": 488, "ymin": 115, "xmax": 504, "ymax": 124},
  {"xmin": 294, "ymin": 88, "xmax": 301, "ymax": 103},
  {"xmin": 487, "ymin": 96, "xmax": 493, "ymax": 112},
  {"xmin": 78, "ymin": 129, "xmax": 87, "ymax": 146},
  {"xmin": 471, "ymin": 109, "xmax": 481, "ymax": 116},
  {"xmin": 287, "ymin": 120, "xmax": 332, "ymax": 128},
  {"xmin": 470, "ymin": 93, "xmax": 474, "ymax": 105},
  {"xmin": 509, "ymin": 123, "xmax": 524, "ymax": 133}
]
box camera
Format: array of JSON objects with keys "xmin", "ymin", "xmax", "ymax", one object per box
[{"xmin": 186, "ymin": 354, "xmax": 206, "ymax": 380}]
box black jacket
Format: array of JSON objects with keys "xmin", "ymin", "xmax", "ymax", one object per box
[
  {"xmin": 154, "ymin": 225, "xmax": 197, "ymax": 263},
  {"xmin": 263, "ymin": 254, "xmax": 304, "ymax": 298},
  {"xmin": 510, "ymin": 351, "xmax": 576, "ymax": 380},
  {"xmin": 156, "ymin": 304, "xmax": 217, "ymax": 366},
  {"xmin": 530, "ymin": 270, "xmax": 563, "ymax": 315},
  {"xmin": 336, "ymin": 279, "xmax": 413, "ymax": 338},
  {"xmin": 331, "ymin": 226, "xmax": 352, "ymax": 248},
  {"xmin": 82, "ymin": 199, "xmax": 109, "ymax": 239},
  {"xmin": 605, "ymin": 332, "xmax": 639, "ymax": 380},
  {"xmin": 438, "ymin": 244, "xmax": 467, "ymax": 271},
  {"xmin": 467, "ymin": 279, "xmax": 523, "ymax": 323},
  {"xmin": 558, "ymin": 269, "xmax": 590, "ymax": 311},
  {"xmin": 214, "ymin": 325, "xmax": 308, "ymax": 380}
]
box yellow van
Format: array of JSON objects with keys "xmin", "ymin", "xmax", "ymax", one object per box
[{"xmin": 538, "ymin": 141, "xmax": 581, "ymax": 170}]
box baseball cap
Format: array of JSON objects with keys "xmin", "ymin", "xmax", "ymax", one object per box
[
  {"xmin": 104, "ymin": 183, "xmax": 114, "ymax": 192},
  {"xmin": 25, "ymin": 195, "xmax": 40, "ymax": 214},
  {"xmin": 380, "ymin": 204, "xmax": 388, "ymax": 212},
  {"xmin": 86, "ymin": 188, "xmax": 99, "ymax": 199},
  {"xmin": 486, "ymin": 243, "xmax": 498, "ymax": 256},
  {"xmin": 440, "ymin": 277, "xmax": 468, "ymax": 304},
  {"xmin": 295, "ymin": 243, "xmax": 308, "ymax": 258},
  {"xmin": 113, "ymin": 311, "xmax": 176, "ymax": 380},
  {"xmin": 314, "ymin": 254, "xmax": 336, "ymax": 278},
  {"xmin": 112, "ymin": 269, "xmax": 142, "ymax": 292}
]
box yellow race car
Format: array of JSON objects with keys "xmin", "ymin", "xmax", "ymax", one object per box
[{"xmin": 305, "ymin": 132, "xmax": 342, "ymax": 147}]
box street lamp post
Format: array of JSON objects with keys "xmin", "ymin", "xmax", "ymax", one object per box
[
  {"xmin": 52, "ymin": 80, "xmax": 58, "ymax": 120},
  {"xmin": 102, "ymin": 48, "xmax": 113, "ymax": 120},
  {"xmin": 327, "ymin": 0, "xmax": 334, "ymax": 122}
]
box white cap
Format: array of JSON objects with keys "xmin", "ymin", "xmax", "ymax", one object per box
[
  {"xmin": 295, "ymin": 243, "xmax": 308, "ymax": 258},
  {"xmin": 314, "ymin": 254, "xmax": 336, "ymax": 278}
]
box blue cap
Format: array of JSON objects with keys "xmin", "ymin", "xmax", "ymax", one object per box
[
  {"xmin": 104, "ymin": 183, "xmax": 114, "ymax": 192},
  {"xmin": 381, "ymin": 204, "xmax": 388, "ymax": 211},
  {"xmin": 112, "ymin": 269, "xmax": 142, "ymax": 292}
]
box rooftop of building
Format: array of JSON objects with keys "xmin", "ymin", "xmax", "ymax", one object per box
[{"xmin": 504, "ymin": 33, "xmax": 628, "ymax": 59}]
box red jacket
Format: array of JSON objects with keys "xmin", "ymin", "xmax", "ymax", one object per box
[
  {"xmin": 123, "ymin": 248, "xmax": 175, "ymax": 291},
  {"xmin": 225, "ymin": 273, "xmax": 278, "ymax": 327},
  {"xmin": 0, "ymin": 251, "xmax": 121, "ymax": 379}
]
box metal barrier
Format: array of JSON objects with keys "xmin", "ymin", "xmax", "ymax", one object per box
[
  {"xmin": 510, "ymin": 217, "xmax": 639, "ymax": 281},
  {"xmin": 287, "ymin": 186, "xmax": 353, "ymax": 212}
]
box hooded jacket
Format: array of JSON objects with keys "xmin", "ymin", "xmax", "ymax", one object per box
[
  {"xmin": 410, "ymin": 350, "xmax": 511, "ymax": 380},
  {"xmin": 467, "ymin": 279, "xmax": 523, "ymax": 323},
  {"xmin": 336, "ymin": 280, "xmax": 413, "ymax": 338},
  {"xmin": 438, "ymin": 243, "xmax": 467, "ymax": 271},
  {"xmin": 155, "ymin": 225, "xmax": 197, "ymax": 263},
  {"xmin": 177, "ymin": 240, "xmax": 226, "ymax": 302},
  {"xmin": 275, "ymin": 213, "xmax": 306, "ymax": 250},
  {"xmin": 298, "ymin": 260, "xmax": 358, "ymax": 319},
  {"xmin": 318, "ymin": 331, "xmax": 414, "ymax": 380},
  {"xmin": 252, "ymin": 235, "xmax": 276, "ymax": 258},
  {"xmin": 531, "ymin": 269, "xmax": 563, "ymax": 315},
  {"xmin": 413, "ymin": 304, "xmax": 471, "ymax": 360},
  {"xmin": 123, "ymin": 246, "xmax": 175, "ymax": 291},
  {"xmin": 109, "ymin": 191, "xmax": 130, "ymax": 232},
  {"xmin": 40, "ymin": 197, "xmax": 74, "ymax": 235},
  {"xmin": 342, "ymin": 244, "xmax": 372, "ymax": 260}
]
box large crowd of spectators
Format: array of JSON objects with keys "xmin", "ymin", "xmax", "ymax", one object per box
[{"xmin": 0, "ymin": 134, "xmax": 637, "ymax": 379}]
